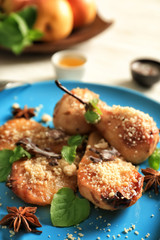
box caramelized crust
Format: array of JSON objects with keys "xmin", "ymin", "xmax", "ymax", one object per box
[
  {"xmin": 0, "ymin": 118, "xmax": 68, "ymax": 152},
  {"xmin": 7, "ymin": 157, "xmax": 77, "ymax": 205},
  {"xmin": 96, "ymin": 105, "xmax": 159, "ymax": 164},
  {"xmin": 78, "ymin": 132, "xmax": 144, "ymax": 210}
]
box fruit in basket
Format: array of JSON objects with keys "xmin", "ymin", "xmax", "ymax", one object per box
[
  {"xmin": 2, "ymin": 0, "xmax": 74, "ymax": 41},
  {"xmin": 0, "ymin": 0, "xmax": 97, "ymax": 54},
  {"xmin": 67, "ymin": 0, "xmax": 97, "ymax": 28},
  {"xmin": 34, "ymin": 0, "xmax": 73, "ymax": 41}
]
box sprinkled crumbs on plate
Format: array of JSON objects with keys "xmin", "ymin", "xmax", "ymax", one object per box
[
  {"xmin": 41, "ymin": 113, "xmax": 52, "ymax": 123},
  {"xmin": 12, "ymin": 103, "xmax": 20, "ymax": 109},
  {"xmin": 145, "ymin": 233, "xmax": 150, "ymax": 238},
  {"xmin": 134, "ymin": 231, "xmax": 139, "ymax": 235},
  {"xmin": 78, "ymin": 233, "xmax": 84, "ymax": 237}
]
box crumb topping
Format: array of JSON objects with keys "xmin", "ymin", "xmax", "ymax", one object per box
[
  {"xmin": 110, "ymin": 105, "xmax": 158, "ymax": 147},
  {"xmin": 79, "ymin": 157, "xmax": 140, "ymax": 199},
  {"xmin": 23, "ymin": 157, "xmax": 77, "ymax": 186},
  {"xmin": 0, "ymin": 118, "xmax": 68, "ymax": 150}
]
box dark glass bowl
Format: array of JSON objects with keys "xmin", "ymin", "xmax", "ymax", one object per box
[{"xmin": 130, "ymin": 58, "xmax": 160, "ymax": 87}]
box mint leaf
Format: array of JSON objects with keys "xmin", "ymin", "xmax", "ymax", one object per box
[
  {"xmin": 89, "ymin": 98, "xmax": 102, "ymax": 114},
  {"xmin": 17, "ymin": 6, "xmax": 37, "ymax": 28},
  {"xmin": 0, "ymin": 150, "xmax": 13, "ymax": 182},
  {"xmin": 9, "ymin": 145, "xmax": 31, "ymax": 164},
  {"xmin": 50, "ymin": 188, "xmax": 90, "ymax": 227},
  {"xmin": 0, "ymin": 146, "xmax": 31, "ymax": 182},
  {"xmin": 61, "ymin": 145, "xmax": 77, "ymax": 164},
  {"xmin": 84, "ymin": 98, "xmax": 102, "ymax": 124},
  {"xmin": 0, "ymin": 7, "xmax": 43, "ymax": 54},
  {"xmin": 68, "ymin": 134, "xmax": 86, "ymax": 146},
  {"xmin": 11, "ymin": 12, "xmax": 28, "ymax": 37},
  {"xmin": 148, "ymin": 148, "xmax": 160, "ymax": 170},
  {"xmin": 90, "ymin": 98, "xmax": 99, "ymax": 106},
  {"xmin": 0, "ymin": 17, "xmax": 23, "ymax": 47},
  {"xmin": 0, "ymin": 12, "xmax": 6, "ymax": 21},
  {"xmin": 27, "ymin": 29, "xmax": 43, "ymax": 41},
  {"xmin": 84, "ymin": 110, "xmax": 101, "ymax": 124},
  {"xmin": 61, "ymin": 135, "xmax": 86, "ymax": 164}
]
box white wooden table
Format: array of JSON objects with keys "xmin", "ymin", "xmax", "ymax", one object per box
[{"xmin": 0, "ymin": 0, "xmax": 160, "ymax": 102}]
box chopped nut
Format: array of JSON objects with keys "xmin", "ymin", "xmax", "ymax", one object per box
[
  {"xmin": 63, "ymin": 164, "xmax": 77, "ymax": 177},
  {"xmin": 41, "ymin": 114, "xmax": 52, "ymax": 123},
  {"xmin": 12, "ymin": 103, "xmax": 20, "ymax": 109}
]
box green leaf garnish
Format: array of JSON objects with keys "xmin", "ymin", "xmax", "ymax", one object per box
[
  {"xmin": 0, "ymin": 6, "xmax": 43, "ymax": 54},
  {"xmin": 50, "ymin": 187, "xmax": 90, "ymax": 227},
  {"xmin": 90, "ymin": 98, "xmax": 102, "ymax": 115},
  {"xmin": 9, "ymin": 145, "xmax": 31, "ymax": 164},
  {"xmin": 84, "ymin": 110, "xmax": 101, "ymax": 124},
  {"xmin": 17, "ymin": 5, "xmax": 37, "ymax": 28},
  {"xmin": 0, "ymin": 150, "xmax": 13, "ymax": 182},
  {"xmin": 0, "ymin": 146, "xmax": 31, "ymax": 182},
  {"xmin": 68, "ymin": 134, "xmax": 86, "ymax": 146},
  {"xmin": 148, "ymin": 148, "xmax": 160, "ymax": 170},
  {"xmin": 84, "ymin": 98, "xmax": 102, "ymax": 124},
  {"xmin": 61, "ymin": 135, "xmax": 86, "ymax": 164},
  {"xmin": 61, "ymin": 145, "xmax": 77, "ymax": 165}
]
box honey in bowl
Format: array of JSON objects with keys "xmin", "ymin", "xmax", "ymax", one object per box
[
  {"xmin": 51, "ymin": 50, "xmax": 87, "ymax": 80},
  {"xmin": 58, "ymin": 56, "xmax": 86, "ymax": 68}
]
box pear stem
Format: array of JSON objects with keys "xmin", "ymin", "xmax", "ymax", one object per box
[{"xmin": 55, "ymin": 80, "xmax": 87, "ymax": 106}]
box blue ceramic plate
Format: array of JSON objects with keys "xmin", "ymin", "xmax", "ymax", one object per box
[{"xmin": 0, "ymin": 81, "xmax": 160, "ymax": 240}]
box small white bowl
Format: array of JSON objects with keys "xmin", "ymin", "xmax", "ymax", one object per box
[{"xmin": 51, "ymin": 50, "xmax": 87, "ymax": 81}]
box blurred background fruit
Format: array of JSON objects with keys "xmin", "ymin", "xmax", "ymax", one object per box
[
  {"xmin": 1, "ymin": 0, "xmax": 97, "ymax": 42},
  {"xmin": 2, "ymin": 0, "xmax": 74, "ymax": 41},
  {"xmin": 67, "ymin": 0, "xmax": 97, "ymax": 28},
  {"xmin": 33, "ymin": 0, "xmax": 73, "ymax": 41}
]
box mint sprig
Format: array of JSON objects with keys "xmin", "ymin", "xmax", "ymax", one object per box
[
  {"xmin": 0, "ymin": 6, "xmax": 43, "ymax": 54},
  {"xmin": 61, "ymin": 135, "xmax": 86, "ymax": 164},
  {"xmin": 50, "ymin": 187, "xmax": 90, "ymax": 227},
  {"xmin": 0, "ymin": 146, "xmax": 31, "ymax": 182},
  {"xmin": 148, "ymin": 148, "xmax": 160, "ymax": 170},
  {"xmin": 84, "ymin": 98, "xmax": 102, "ymax": 124}
]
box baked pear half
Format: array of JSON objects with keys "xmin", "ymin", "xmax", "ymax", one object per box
[
  {"xmin": 96, "ymin": 105, "xmax": 159, "ymax": 164},
  {"xmin": 0, "ymin": 118, "xmax": 68, "ymax": 152},
  {"xmin": 78, "ymin": 131, "xmax": 144, "ymax": 210},
  {"xmin": 7, "ymin": 157, "xmax": 77, "ymax": 206},
  {"xmin": 0, "ymin": 118, "xmax": 78, "ymax": 205}
]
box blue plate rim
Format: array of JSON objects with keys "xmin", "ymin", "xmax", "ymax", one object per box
[{"xmin": 1, "ymin": 79, "xmax": 160, "ymax": 106}]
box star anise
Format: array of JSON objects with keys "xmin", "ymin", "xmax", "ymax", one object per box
[
  {"xmin": 12, "ymin": 105, "xmax": 35, "ymax": 119},
  {"xmin": 0, "ymin": 206, "xmax": 42, "ymax": 233},
  {"xmin": 141, "ymin": 168, "xmax": 160, "ymax": 194}
]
